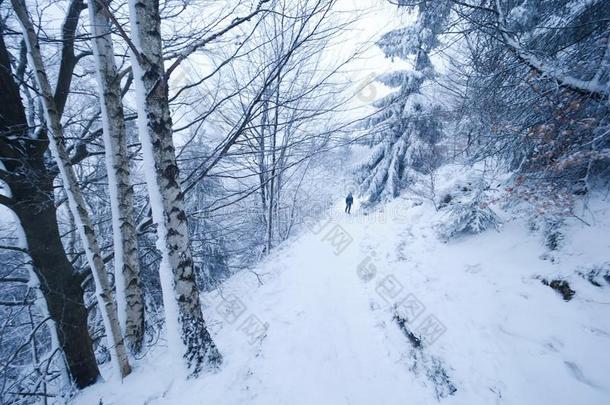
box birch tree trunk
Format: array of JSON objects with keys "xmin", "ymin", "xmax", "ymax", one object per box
[
  {"xmin": 87, "ymin": 0, "xmax": 145, "ymax": 355},
  {"xmin": 127, "ymin": 0, "xmax": 221, "ymax": 376},
  {"xmin": 12, "ymin": 0, "xmax": 131, "ymax": 379},
  {"xmin": 0, "ymin": 25, "xmax": 100, "ymax": 388}
]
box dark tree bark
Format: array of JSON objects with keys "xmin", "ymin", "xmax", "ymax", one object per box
[
  {"xmin": 0, "ymin": 17, "xmax": 100, "ymax": 389},
  {"xmin": 13, "ymin": 182, "xmax": 100, "ymax": 389},
  {"xmin": 54, "ymin": 0, "xmax": 86, "ymax": 117}
]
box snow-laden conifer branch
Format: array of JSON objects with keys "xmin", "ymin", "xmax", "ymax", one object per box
[{"xmin": 493, "ymin": 0, "xmax": 609, "ymax": 99}]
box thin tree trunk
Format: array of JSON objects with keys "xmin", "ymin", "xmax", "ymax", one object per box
[
  {"xmin": 12, "ymin": 0, "xmax": 131, "ymax": 379},
  {"xmin": 127, "ymin": 0, "xmax": 220, "ymax": 376},
  {"xmin": 258, "ymin": 97, "xmax": 270, "ymax": 232},
  {"xmin": 275, "ymin": 120, "xmax": 293, "ymax": 241},
  {"xmin": 87, "ymin": 0, "xmax": 145, "ymax": 355},
  {"xmin": 266, "ymin": 80, "xmax": 281, "ymax": 253},
  {"xmin": 266, "ymin": 135, "xmax": 276, "ymax": 253}
]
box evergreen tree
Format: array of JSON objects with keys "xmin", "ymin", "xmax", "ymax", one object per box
[{"xmin": 359, "ymin": 1, "xmax": 452, "ymax": 203}]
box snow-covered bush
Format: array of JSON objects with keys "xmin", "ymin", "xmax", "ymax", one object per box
[
  {"xmin": 518, "ymin": 194, "xmax": 572, "ymax": 253},
  {"xmin": 543, "ymin": 219, "xmax": 565, "ymax": 251},
  {"xmin": 441, "ymin": 195, "xmax": 501, "ymax": 239},
  {"xmin": 439, "ymin": 178, "xmax": 502, "ymax": 240},
  {"xmin": 577, "ymin": 262, "xmax": 610, "ymax": 288}
]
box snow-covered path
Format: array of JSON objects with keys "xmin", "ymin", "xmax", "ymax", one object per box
[
  {"xmin": 75, "ymin": 196, "xmax": 610, "ymax": 405},
  {"xmin": 245, "ymin": 207, "xmax": 414, "ymax": 404}
]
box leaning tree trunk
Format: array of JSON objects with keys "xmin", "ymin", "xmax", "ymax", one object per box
[
  {"xmin": 12, "ymin": 0, "xmax": 131, "ymax": 379},
  {"xmin": 0, "ymin": 22, "xmax": 100, "ymax": 389},
  {"xmin": 87, "ymin": 0, "xmax": 145, "ymax": 355},
  {"xmin": 127, "ymin": 0, "xmax": 221, "ymax": 376}
]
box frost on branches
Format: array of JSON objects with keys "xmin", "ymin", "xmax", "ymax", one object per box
[
  {"xmin": 456, "ymin": 0, "xmax": 610, "ymax": 211},
  {"xmin": 358, "ymin": 1, "xmax": 452, "ymax": 204},
  {"xmin": 441, "ymin": 195, "xmax": 502, "ymax": 240},
  {"xmin": 439, "ymin": 179, "xmax": 502, "ymax": 240}
]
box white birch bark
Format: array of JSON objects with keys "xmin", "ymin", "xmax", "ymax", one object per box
[
  {"xmin": 127, "ymin": 0, "xmax": 221, "ymax": 376},
  {"xmin": 11, "ymin": 0, "xmax": 131, "ymax": 379},
  {"xmin": 87, "ymin": 0, "xmax": 145, "ymax": 355}
]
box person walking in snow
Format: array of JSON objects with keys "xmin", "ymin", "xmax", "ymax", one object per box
[{"xmin": 345, "ymin": 192, "xmax": 354, "ymax": 214}]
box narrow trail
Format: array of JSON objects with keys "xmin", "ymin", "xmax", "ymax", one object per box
[
  {"xmin": 246, "ymin": 204, "xmax": 415, "ymax": 404},
  {"xmin": 74, "ymin": 197, "xmax": 610, "ymax": 405}
]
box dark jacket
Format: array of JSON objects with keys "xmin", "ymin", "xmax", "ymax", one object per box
[{"xmin": 346, "ymin": 195, "xmax": 353, "ymax": 204}]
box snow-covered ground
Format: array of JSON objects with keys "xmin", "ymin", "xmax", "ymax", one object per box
[{"xmin": 75, "ymin": 182, "xmax": 610, "ymax": 404}]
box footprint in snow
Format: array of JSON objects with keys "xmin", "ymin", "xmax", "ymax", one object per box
[
  {"xmin": 464, "ymin": 263, "xmax": 482, "ymax": 274},
  {"xmin": 586, "ymin": 326, "xmax": 610, "ymax": 338},
  {"xmin": 564, "ymin": 361, "xmax": 605, "ymax": 391}
]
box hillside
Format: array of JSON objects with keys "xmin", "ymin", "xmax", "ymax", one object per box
[{"xmin": 75, "ymin": 178, "xmax": 610, "ymax": 405}]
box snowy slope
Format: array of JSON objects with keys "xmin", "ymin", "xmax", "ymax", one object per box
[{"xmin": 75, "ymin": 190, "xmax": 610, "ymax": 405}]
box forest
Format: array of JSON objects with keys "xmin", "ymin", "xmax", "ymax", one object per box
[{"xmin": 0, "ymin": 0, "xmax": 609, "ymax": 404}]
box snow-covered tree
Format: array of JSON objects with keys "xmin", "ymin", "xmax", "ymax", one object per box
[
  {"xmin": 448, "ymin": 0, "xmax": 610, "ymax": 207},
  {"xmin": 358, "ymin": 0, "xmax": 452, "ymax": 203},
  {"xmin": 0, "ymin": 0, "xmax": 102, "ymax": 390},
  {"xmin": 87, "ymin": 0, "xmax": 145, "ymax": 355},
  {"xmin": 440, "ymin": 191, "xmax": 502, "ymax": 240},
  {"xmin": 127, "ymin": 0, "xmax": 221, "ymax": 376},
  {"xmin": 11, "ymin": 0, "xmax": 131, "ymax": 379}
]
